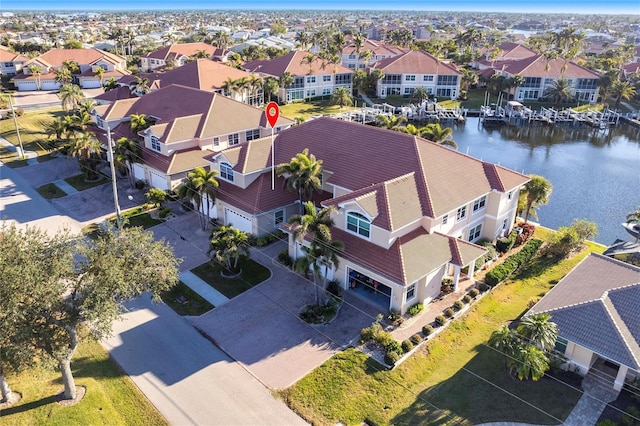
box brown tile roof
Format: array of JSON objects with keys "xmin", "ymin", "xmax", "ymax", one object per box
[
  {"xmin": 370, "ymin": 50, "xmax": 461, "ymax": 75},
  {"xmin": 25, "ymin": 48, "xmax": 125, "ymax": 68},
  {"xmin": 244, "ymin": 50, "xmax": 352, "ymax": 77},
  {"xmin": 342, "ymin": 39, "xmax": 407, "ymax": 56},
  {"xmin": 529, "ymin": 253, "xmax": 640, "ymax": 369},
  {"xmin": 503, "ymin": 54, "xmax": 601, "ymax": 79},
  {"xmin": 142, "ymin": 43, "xmax": 219, "ymax": 61},
  {"xmin": 0, "ymin": 46, "xmax": 27, "ymax": 62},
  {"xmin": 166, "ymin": 147, "xmax": 213, "ymax": 174},
  {"xmin": 92, "ymin": 86, "xmax": 135, "ymax": 103}
]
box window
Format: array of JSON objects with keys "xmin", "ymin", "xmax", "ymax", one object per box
[
  {"xmin": 306, "ymin": 89, "xmax": 316, "ymax": 97},
  {"xmin": 334, "ymin": 73, "xmax": 351, "ymax": 85},
  {"xmin": 503, "ymin": 218, "xmax": 508, "ymax": 230},
  {"xmin": 245, "ymin": 129, "xmax": 260, "ymax": 141},
  {"xmin": 348, "ymin": 54, "xmax": 356, "ymax": 59},
  {"xmin": 213, "ymin": 137, "xmax": 219, "ymax": 147},
  {"xmin": 468, "ymin": 224, "xmax": 482, "ymax": 241},
  {"xmin": 96, "ymin": 117, "xmax": 104, "ymax": 128},
  {"xmin": 323, "ymin": 75, "xmax": 331, "ymax": 82},
  {"xmin": 382, "ymin": 74, "xmax": 402, "ymax": 84},
  {"xmin": 507, "ymin": 191, "xmax": 512, "ymax": 200},
  {"xmin": 406, "ymin": 283, "xmax": 416, "ymax": 300},
  {"xmin": 274, "ymin": 210, "xmax": 284, "ymax": 225},
  {"xmin": 229, "ymin": 133, "xmax": 239, "ymax": 145},
  {"xmin": 404, "ymin": 88, "xmax": 414, "ymax": 95},
  {"xmin": 405, "ymin": 74, "xmax": 416, "ymax": 81},
  {"xmin": 472, "ymin": 195, "xmax": 487, "ymax": 213},
  {"xmin": 151, "ymin": 136, "xmax": 161, "ymax": 152},
  {"xmin": 555, "ymin": 337, "xmax": 568, "ymax": 355},
  {"xmin": 220, "ymin": 162, "xmax": 234, "ymax": 182},
  {"xmin": 306, "ymin": 76, "xmax": 316, "ymax": 84},
  {"xmin": 442, "ymin": 214, "xmax": 448, "ymax": 225},
  {"xmin": 318, "ymin": 173, "xmax": 323, "ymax": 187},
  {"xmin": 456, "ymin": 206, "xmax": 466, "ymax": 221},
  {"xmin": 322, "ymin": 88, "xmax": 331, "ymax": 95},
  {"xmin": 347, "ymin": 212, "xmax": 370, "ymax": 238},
  {"xmin": 423, "ymin": 75, "xmax": 434, "ymax": 82},
  {"xmin": 437, "ymin": 75, "xmax": 458, "ymax": 86}
]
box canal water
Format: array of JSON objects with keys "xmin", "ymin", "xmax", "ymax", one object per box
[{"xmin": 451, "ymin": 118, "xmax": 640, "ymax": 245}]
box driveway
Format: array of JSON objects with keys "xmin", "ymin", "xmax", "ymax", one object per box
[
  {"xmin": 103, "ymin": 295, "xmax": 306, "ymax": 426},
  {"xmin": 191, "ymin": 241, "xmax": 382, "ymax": 389}
]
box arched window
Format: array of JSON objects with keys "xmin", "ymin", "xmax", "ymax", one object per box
[
  {"xmin": 347, "ymin": 212, "xmax": 370, "ymax": 238},
  {"xmin": 220, "ymin": 162, "xmax": 234, "ymax": 182}
]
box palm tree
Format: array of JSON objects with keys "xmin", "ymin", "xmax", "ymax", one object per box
[
  {"xmin": 67, "ymin": 132, "xmax": 102, "ymax": 180},
  {"xmin": 420, "ymin": 123, "xmax": 458, "ymax": 149},
  {"xmin": 58, "ymin": 84, "xmax": 85, "ymax": 112},
  {"xmin": 208, "ymin": 226, "xmax": 250, "ymax": 275},
  {"xmin": 330, "ymin": 87, "xmax": 353, "ymax": 109},
  {"xmin": 103, "ymin": 77, "xmax": 118, "ymax": 92},
  {"xmin": 278, "ymin": 72, "xmax": 295, "ymax": 103},
  {"xmin": 276, "ymin": 149, "xmax": 323, "ymax": 214},
  {"xmin": 511, "ymin": 344, "xmax": 549, "ymax": 381},
  {"xmin": 376, "ymin": 114, "xmax": 407, "ymax": 130},
  {"xmin": 62, "ymin": 59, "xmax": 80, "ymax": 74},
  {"xmin": 131, "ymin": 76, "xmax": 150, "ymax": 96},
  {"xmin": 263, "ymin": 76, "xmax": 279, "ymax": 103},
  {"xmin": 521, "ymin": 175, "xmax": 553, "ymax": 224},
  {"xmin": 359, "ymin": 49, "xmax": 373, "ymax": 69},
  {"xmin": 611, "ymin": 80, "xmax": 636, "ymax": 109},
  {"xmin": 412, "ymin": 86, "xmax": 430, "ymax": 104},
  {"xmin": 369, "ymin": 68, "xmax": 385, "ymax": 93},
  {"xmin": 517, "ymin": 313, "xmax": 558, "ymax": 352},
  {"xmin": 54, "ymin": 67, "xmax": 73, "ymax": 85},
  {"xmin": 114, "ymin": 137, "xmax": 142, "ymax": 188},
  {"xmin": 27, "ymin": 65, "xmax": 42, "ymax": 90},
  {"xmin": 129, "ymin": 113, "xmax": 150, "ymax": 134},
  {"xmin": 211, "ymin": 30, "xmax": 230, "ymax": 50},
  {"xmin": 294, "ymin": 31, "xmax": 311, "ymax": 50},
  {"xmin": 351, "ymin": 33, "xmax": 365, "ymax": 70},
  {"xmin": 43, "ymin": 116, "xmax": 70, "ymax": 141},
  {"xmin": 247, "ymin": 75, "xmax": 263, "ymax": 106},
  {"xmin": 177, "ymin": 167, "xmax": 219, "ymax": 231},
  {"xmin": 194, "ymin": 49, "xmax": 210, "ymax": 59},
  {"xmin": 543, "ymin": 78, "xmax": 573, "ymax": 104},
  {"xmin": 78, "ymin": 100, "xmax": 96, "ymax": 116},
  {"xmin": 509, "ymin": 74, "xmax": 525, "ymax": 99},
  {"xmin": 488, "ymin": 325, "xmax": 519, "ymax": 360},
  {"xmin": 288, "ymin": 202, "xmax": 341, "ymax": 304},
  {"xmin": 93, "ymin": 66, "xmax": 105, "ymax": 87},
  {"xmin": 301, "ymin": 53, "xmax": 316, "ymax": 74},
  {"xmin": 222, "ymin": 77, "xmax": 241, "ymax": 99}
]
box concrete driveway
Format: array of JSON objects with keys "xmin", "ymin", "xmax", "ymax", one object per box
[{"xmin": 191, "ymin": 241, "xmax": 382, "ymax": 389}]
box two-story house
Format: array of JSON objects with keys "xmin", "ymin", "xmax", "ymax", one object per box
[
  {"xmin": 369, "ymin": 50, "xmax": 462, "ymax": 99},
  {"xmin": 0, "ymin": 45, "xmax": 27, "ymax": 76},
  {"xmin": 340, "ymin": 38, "xmax": 407, "ymax": 70},
  {"xmin": 91, "ymin": 84, "xmax": 293, "ymax": 192},
  {"xmin": 243, "ymin": 50, "xmax": 353, "ymax": 103},
  {"xmin": 206, "ymin": 117, "xmax": 529, "ymax": 314},
  {"xmin": 139, "ymin": 42, "xmax": 226, "ymax": 72},
  {"xmin": 11, "ymin": 48, "xmax": 128, "ymax": 91}
]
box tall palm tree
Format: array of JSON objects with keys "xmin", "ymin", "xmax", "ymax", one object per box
[
  {"xmin": 54, "ymin": 67, "xmax": 73, "ymax": 85},
  {"xmin": 522, "ymin": 175, "xmax": 553, "ymax": 223},
  {"xmin": 295, "ymin": 30, "xmax": 311, "ymax": 50},
  {"xmin": 517, "ymin": 313, "xmax": 558, "ymax": 352},
  {"xmin": 208, "ymin": 226, "xmax": 250, "ymax": 274},
  {"xmin": 114, "ymin": 137, "xmax": 142, "ymax": 188},
  {"xmin": 420, "ymin": 123, "xmax": 458, "ymax": 149},
  {"xmin": 301, "ymin": 53, "xmax": 316, "ymax": 74},
  {"xmin": 67, "ymin": 132, "xmax": 102, "ymax": 180},
  {"xmin": 330, "ymin": 87, "xmax": 353, "ymax": 108},
  {"xmin": 351, "ymin": 33, "xmax": 365, "ymax": 70},
  {"xmin": 278, "ymin": 72, "xmax": 295, "ymax": 103},
  {"xmin": 62, "ymin": 59, "xmax": 80, "ymax": 74},
  {"xmin": 177, "ymin": 167, "xmax": 219, "ymax": 231},
  {"xmin": 211, "ymin": 30, "xmax": 230, "ymax": 50},
  {"xmin": 412, "ymin": 86, "xmax": 430, "ymax": 104},
  {"xmin": 543, "ymin": 78, "xmax": 573, "ymax": 104},
  {"xmin": 222, "ymin": 77, "xmax": 240, "ymax": 99},
  {"xmin": 43, "ymin": 116, "xmax": 71, "ymax": 141},
  {"xmin": 27, "ymin": 65, "xmax": 43, "ymax": 90},
  {"xmin": 93, "ymin": 66, "xmax": 105, "ymax": 87},
  {"xmin": 58, "ymin": 84, "xmax": 85, "ymax": 112},
  {"xmin": 276, "ymin": 149, "xmax": 323, "ymax": 214},
  {"xmin": 78, "ymin": 100, "xmax": 96, "ymax": 117},
  {"xmin": 263, "ymin": 76, "xmax": 279, "ymax": 103},
  {"xmin": 131, "ymin": 76, "xmax": 150, "ymax": 96},
  {"xmin": 359, "ymin": 49, "xmax": 373, "ymax": 69},
  {"xmin": 611, "ymin": 80, "xmax": 636, "ymax": 109}
]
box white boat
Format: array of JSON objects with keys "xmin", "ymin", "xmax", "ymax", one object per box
[{"xmin": 622, "ymin": 222, "xmax": 640, "ymax": 240}]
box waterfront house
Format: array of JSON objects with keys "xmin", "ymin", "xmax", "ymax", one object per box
[
  {"xmin": 243, "ymin": 50, "xmax": 353, "ymax": 103},
  {"xmin": 340, "ymin": 38, "xmax": 407, "ymax": 70},
  {"xmin": 205, "ymin": 117, "xmax": 528, "ymax": 314},
  {"xmin": 139, "ymin": 42, "xmax": 225, "ymax": 72},
  {"xmin": 368, "ymin": 49, "xmax": 462, "ymax": 99},
  {"xmin": 91, "ymin": 84, "xmax": 292, "ymax": 191},
  {"xmin": 527, "ymin": 253, "xmax": 640, "ymax": 391}
]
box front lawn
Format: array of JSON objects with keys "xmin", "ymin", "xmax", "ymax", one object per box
[
  {"xmin": 278, "ymin": 99, "xmax": 358, "ymax": 122},
  {"xmin": 64, "ymin": 173, "xmax": 108, "ymax": 191},
  {"xmin": 279, "ymin": 239, "xmax": 604, "ymax": 425},
  {"xmin": 191, "ymin": 257, "xmax": 271, "ymax": 299},
  {"xmin": 36, "ymin": 182, "xmax": 67, "ymax": 199},
  {"xmin": 0, "ymin": 107, "xmax": 64, "ymax": 164},
  {"xmin": 0, "ymin": 338, "xmax": 167, "ymax": 426},
  {"xmin": 160, "ymin": 281, "xmax": 214, "ymax": 316}
]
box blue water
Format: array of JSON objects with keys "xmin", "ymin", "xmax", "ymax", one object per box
[{"xmin": 452, "ymin": 118, "xmax": 640, "ymax": 245}]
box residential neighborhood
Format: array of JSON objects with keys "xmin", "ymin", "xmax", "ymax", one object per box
[{"xmin": 1, "ymin": 4, "xmax": 640, "ymax": 426}]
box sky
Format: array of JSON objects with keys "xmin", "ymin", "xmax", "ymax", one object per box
[{"xmin": 3, "ymin": 0, "xmax": 639, "ymax": 14}]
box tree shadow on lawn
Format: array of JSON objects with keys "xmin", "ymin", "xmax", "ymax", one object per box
[
  {"xmin": 0, "ymin": 394, "xmax": 59, "ymax": 417},
  {"xmin": 391, "ymin": 345, "xmax": 581, "ymax": 426}
]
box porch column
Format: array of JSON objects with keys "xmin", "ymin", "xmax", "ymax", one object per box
[
  {"xmin": 452, "ymin": 265, "xmax": 461, "ymax": 292},
  {"xmin": 614, "ymin": 365, "xmax": 629, "ymax": 391},
  {"xmin": 467, "ymin": 262, "xmax": 475, "ymax": 283}
]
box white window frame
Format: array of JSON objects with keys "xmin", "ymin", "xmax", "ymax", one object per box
[
  {"xmin": 323, "ymin": 75, "xmax": 331, "ymax": 82},
  {"xmin": 406, "ymin": 283, "xmax": 416, "ymax": 301},
  {"xmin": 229, "ymin": 133, "xmax": 239, "ymax": 145},
  {"xmin": 442, "ymin": 214, "xmax": 448, "ymax": 225},
  {"xmin": 151, "ymin": 136, "xmax": 161, "ymax": 152},
  {"xmin": 468, "ymin": 224, "xmax": 482, "ymax": 241},
  {"xmin": 306, "ymin": 76, "xmax": 316, "ymax": 83},
  {"xmin": 346, "ymin": 211, "xmax": 371, "ymax": 239},
  {"xmin": 456, "ymin": 206, "xmax": 466, "ymax": 221},
  {"xmin": 472, "ymin": 195, "xmax": 487, "ymax": 213},
  {"xmin": 423, "ymin": 75, "xmax": 434, "ymax": 82},
  {"xmin": 213, "ymin": 137, "xmax": 219, "ymax": 147},
  {"xmin": 220, "ymin": 162, "xmax": 234, "ymax": 182},
  {"xmin": 245, "ymin": 129, "xmax": 260, "ymax": 141},
  {"xmin": 405, "ymin": 74, "xmax": 416, "ymax": 81},
  {"xmin": 274, "ymin": 210, "xmax": 284, "ymax": 225}
]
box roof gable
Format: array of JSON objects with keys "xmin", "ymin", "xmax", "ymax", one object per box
[{"xmin": 372, "ymin": 50, "xmax": 461, "ymax": 75}]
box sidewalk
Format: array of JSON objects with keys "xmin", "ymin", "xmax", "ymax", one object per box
[
  {"xmin": 0, "ymin": 135, "xmax": 38, "ymax": 164},
  {"xmin": 179, "ymin": 270, "xmax": 229, "ymax": 307}
]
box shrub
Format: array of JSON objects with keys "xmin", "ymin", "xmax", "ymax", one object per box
[
  {"xmin": 387, "ymin": 310, "xmax": 404, "ymax": 326},
  {"xmin": 515, "ymin": 222, "xmax": 536, "ymax": 246},
  {"xmin": 401, "ymin": 340, "xmax": 413, "ymax": 353},
  {"xmin": 256, "ymin": 236, "xmax": 269, "ymax": 247},
  {"xmin": 469, "ymin": 288, "xmax": 480, "ymax": 298},
  {"xmin": 410, "ymin": 333, "xmax": 422, "ymax": 345},
  {"xmin": 384, "ymin": 350, "xmax": 400, "ymax": 366},
  {"xmin": 422, "ymin": 325, "xmax": 433, "ymax": 336},
  {"xmin": 444, "ymin": 308, "xmax": 454, "ymax": 318},
  {"xmin": 435, "ymin": 315, "xmax": 447, "ymax": 326},
  {"xmin": 277, "ymin": 249, "xmax": 292, "ymax": 267},
  {"xmin": 475, "ymin": 239, "xmax": 499, "ymax": 270},
  {"xmin": 384, "ymin": 339, "xmax": 402, "ymax": 356},
  {"xmin": 407, "ymin": 303, "xmax": 424, "ymax": 316},
  {"xmin": 485, "ymin": 238, "xmax": 543, "ymax": 286},
  {"xmin": 158, "ymin": 207, "xmax": 171, "ymax": 218},
  {"xmin": 441, "ymin": 277, "xmax": 454, "ymax": 294},
  {"xmin": 478, "ymin": 283, "xmax": 489, "ymax": 292},
  {"xmin": 360, "ymin": 321, "xmax": 383, "ymax": 343},
  {"xmin": 463, "ymin": 295, "xmax": 472, "ymax": 304},
  {"xmin": 496, "ymin": 229, "xmax": 517, "ymax": 253},
  {"xmin": 326, "ymin": 279, "xmax": 342, "ymax": 298}
]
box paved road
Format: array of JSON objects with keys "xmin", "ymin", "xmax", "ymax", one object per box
[{"xmin": 104, "ymin": 295, "xmax": 306, "ymax": 426}]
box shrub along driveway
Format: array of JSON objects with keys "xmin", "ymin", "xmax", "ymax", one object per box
[{"xmin": 191, "ymin": 241, "xmax": 382, "ymax": 389}]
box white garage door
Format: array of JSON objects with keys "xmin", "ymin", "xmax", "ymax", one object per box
[
  {"xmin": 41, "ymin": 81, "xmax": 60, "ymax": 90},
  {"xmin": 18, "ymin": 81, "xmax": 37, "ymax": 91},
  {"xmin": 149, "ymin": 171, "xmax": 168, "ymax": 190},
  {"xmin": 133, "ymin": 164, "xmax": 145, "ymax": 181},
  {"xmin": 225, "ymin": 208, "xmax": 252, "ymax": 234},
  {"xmin": 82, "ymin": 78, "xmax": 101, "ymax": 89}
]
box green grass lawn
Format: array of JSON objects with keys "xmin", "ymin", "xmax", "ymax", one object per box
[
  {"xmin": 0, "ymin": 338, "xmax": 167, "ymax": 426},
  {"xmin": 160, "ymin": 281, "xmax": 214, "ymax": 316},
  {"xmin": 279, "ymin": 239, "xmax": 605, "ymax": 425},
  {"xmin": 191, "ymin": 257, "xmax": 271, "ymax": 299},
  {"xmin": 36, "ymin": 182, "xmax": 67, "ymax": 199},
  {"xmin": 0, "ymin": 107, "xmax": 64, "ymax": 164},
  {"xmin": 64, "ymin": 173, "xmax": 108, "ymax": 191},
  {"xmin": 279, "ymin": 99, "xmax": 358, "ymax": 121}
]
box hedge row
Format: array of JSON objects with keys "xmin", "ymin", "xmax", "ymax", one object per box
[{"xmin": 484, "ymin": 238, "xmax": 543, "ymax": 287}]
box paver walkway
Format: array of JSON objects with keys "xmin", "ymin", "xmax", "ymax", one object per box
[
  {"xmin": 179, "ymin": 270, "xmax": 229, "ymax": 307},
  {"xmin": 52, "ymin": 178, "xmax": 78, "ymax": 195}
]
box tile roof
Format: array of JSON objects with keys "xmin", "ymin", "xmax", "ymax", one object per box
[
  {"xmin": 503, "ymin": 54, "xmax": 601, "ymax": 79},
  {"xmin": 244, "ymin": 50, "xmax": 353, "ymax": 77},
  {"xmin": 0, "ymin": 46, "xmax": 27, "ymax": 62},
  {"xmin": 142, "ymin": 42, "xmax": 219, "ymax": 61},
  {"xmin": 529, "ymin": 253, "xmax": 640, "ymax": 369},
  {"xmin": 24, "ymin": 48, "xmax": 125, "ymax": 68},
  {"xmin": 92, "ymin": 86, "xmax": 135, "ymax": 103},
  {"xmin": 342, "ymin": 39, "xmax": 407, "ymax": 56},
  {"xmin": 370, "ymin": 50, "xmax": 461, "ymax": 75}
]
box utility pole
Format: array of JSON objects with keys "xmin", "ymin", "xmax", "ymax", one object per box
[
  {"xmin": 106, "ymin": 126, "xmax": 123, "ymax": 230},
  {"xmin": 8, "ymin": 95, "xmax": 25, "ymax": 159}
]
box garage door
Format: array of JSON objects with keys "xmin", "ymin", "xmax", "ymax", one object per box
[
  {"xmin": 149, "ymin": 171, "xmax": 168, "ymax": 190},
  {"xmin": 82, "ymin": 78, "xmax": 101, "ymax": 89},
  {"xmin": 18, "ymin": 81, "xmax": 37, "ymax": 91},
  {"xmin": 133, "ymin": 164, "xmax": 145, "ymax": 181},
  {"xmin": 225, "ymin": 208, "xmax": 252, "ymax": 234},
  {"xmin": 41, "ymin": 81, "xmax": 60, "ymax": 91}
]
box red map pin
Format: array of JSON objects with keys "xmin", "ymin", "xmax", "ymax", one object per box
[{"xmin": 265, "ymin": 101, "xmax": 279, "ymax": 128}]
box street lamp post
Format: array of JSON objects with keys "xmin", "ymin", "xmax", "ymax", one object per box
[{"xmin": 105, "ymin": 126, "xmax": 123, "ymax": 230}]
